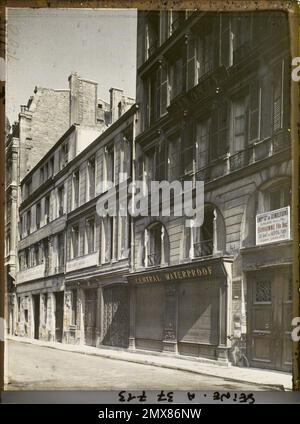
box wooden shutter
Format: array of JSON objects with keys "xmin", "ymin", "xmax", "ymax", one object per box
[
  {"xmin": 249, "ymin": 80, "xmax": 261, "ymax": 142},
  {"xmin": 272, "ymin": 62, "xmax": 282, "ymax": 133},
  {"xmin": 183, "ymin": 121, "xmax": 194, "ymax": 174},
  {"xmin": 220, "ymin": 14, "xmax": 231, "ymax": 68},
  {"xmin": 210, "ymin": 107, "xmax": 219, "ymax": 160},
  {"xmin": 260, "ymin": 74, "xmax": 272, "ymax": 139},
  {"xmin": 218, "ymin": 100, "xmax": 229, "ymax": 156},
  {"xmin": 156, "ymin": 137, "xmax": 166, "ymax": 181},
  {"xmin": 160, "ymin": 63, "xmax": 168, "ymax": 115},
  {"xmin": 282, "ymin": 58, "xmax": 290, "ymax": 129},
  {"xmin": 186, "ymin": 37, "xmax": 196, "ymax": 91}
]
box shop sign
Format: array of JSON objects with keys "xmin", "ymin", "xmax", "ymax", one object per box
[{"xmin": 256, "ymin": 206, "xmax": 290, "ymax": 245}]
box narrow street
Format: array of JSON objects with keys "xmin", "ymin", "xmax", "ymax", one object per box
[{"xmin": 6, "ymin": 340, "xmax": 281, "ymax": 391}]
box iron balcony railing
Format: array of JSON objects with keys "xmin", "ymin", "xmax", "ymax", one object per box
[
  {"xmin": 147, "ymin": 253, "xmax": 161, "ymax": 267},
  {"xmin": 193, "ymin": 128, "xmax": 290, "ymax": 184},
  {"xmin": 194, "ymin": 239, "xmax": 213, "ymax": 258}
]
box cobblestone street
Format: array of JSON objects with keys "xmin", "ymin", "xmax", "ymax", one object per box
[{"xmin": 6, "ymin": 340, "xmax": 284, "ymax": 391}]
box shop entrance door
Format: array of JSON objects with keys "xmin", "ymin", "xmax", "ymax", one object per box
[
  {"xmin": 33, "ymin": 294, "xmax": 40, "ymax": 340},
  {"xmin": 103, "ymin": 285, "xmax": 129, "ymax": 348},
  {"xmin": 55, "ymin": 292, "xmax": 64, "ymax": 342},
  {"xmin": 247, "ymin": 269, "xmax": 292, "ymax": 371},
  {"xmin": 84, "ymin": 289, "xmax": 97, "ymax": 346}
]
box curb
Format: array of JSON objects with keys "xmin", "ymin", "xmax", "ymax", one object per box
[{"xmin": 6, "ymin": 336, "xmax": 286, "ymax": 391}]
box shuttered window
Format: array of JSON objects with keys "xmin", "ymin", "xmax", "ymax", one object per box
[
  {"xmin": 182, "ymin": 121, "xmax": 194, "ymax": 175},
  {"xmin": 211, "ymin": 100, "xmax": 229, "ymax": 159},
  {"xmin": 249, "ymin": 80, "xmax": 261, "ymax": 142},
  {"xmin": 169, "ymin": 56, "xmax": 183, "ymax": 100},
  {"xmin": 196, "ymin": 118, "xmax": 210, "ymax": 170},
  {"xmin": 186, "ymin": 37, "xmax": 197, "ymax": 90},
  {"xmin": 272, "ymin": 61, "xmax": 284, "ymax": 133},
  {"xmin": 232, "ymin": 95, "xmax": 248, "ymax": 153},
  {"xmin": 168, "ymin": 135, "xmax": 181, "ymax": 181},
  {"xmin": 220, "ymin": 14, "xmax": 232, "ymax": 68}
]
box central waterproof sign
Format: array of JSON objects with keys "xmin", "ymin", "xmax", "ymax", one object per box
[{"xmin": 129, "ymin": 259, "xmax": 226, "ymax": 284}]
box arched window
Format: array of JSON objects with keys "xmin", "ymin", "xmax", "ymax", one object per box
[
  {"xmin": 144, "ymin": 221, "xmax": 170, "ymax": 267},
  {"xmin": 185, "ymin": 204, "xmax": 226, "ymax": 259}
]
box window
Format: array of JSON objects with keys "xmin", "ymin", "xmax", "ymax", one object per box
[
  {"xmin": 106, "ymin": 146, "xmax": 114, "ymax": 185},
  {"xmin": 170, "ymin": 11, "xmax": 185, "ymax": 34},
  {"xmin": 24, "ymin": 178, "xmax": 32, "ymax": 198},
  {"xmin": 232, "ymin": 14, "xmax": 251, "ymax": 64},
  {"xmin": 145, "ymin": 11, "xmax": 159, "ymax": 59},
  {"xmin": 144, "ymin": 148, "xmax": 156, "ymax": 189},
  {"xmin": 232, "ymin": 94, "xmax": 248, "ymax": 153},
  {"xmin": 36, "ymin": 202, "xmax": 41, "ymax": 230},
  {"xmin": 211, "ymin": 100, "xmax": 229, "ymax": 159},
  {"xmin": 160, "ymin": 11, "xmax": 170, "ymax": 44},
  {"xmin": 197, "ymin": 30, "xmax": 213, "ymax": 79},
  {"xmin": 249, "ymin": 80, "xmax": 261, "ymax": 142},
  {"xmin": 196, "ymin": 118, "xmax": 210, "ymax": 170},
  {"xmin": 186, "ymin": 37, "xmax": 197, "ymax": 91},
  {"xmin": 169, "ymin": 55, "xmax": 183, "ymax": 100},
  {"xmin": 168, "ymin": 135, "xmax": 181, "ymax": 181},
  {"xmin": 272, "ymin": 62, "xmax": 284, "ymax": 133},
  {"xmin": 144, "ymin": 72, "xmax": 158, "ymax": 128},
  {"xmin": 45, "ymin": 195, "xmax": 50, "ymax": 224},
  {"xmin": 58, "ymin": 185, "xmax": 64, "ymax": 217},
  {"xmin": 49, "ymin": 156, "xmax": 54, "ymax": 177},
  {"xmin": 40, "ymin": 167, "xmax": 44, "ymax": 184},
  {"xmin": 57, "ymin": 232, "xmax": 65, "ymax": 267},
  {"xmin": 144, "ymin": 222, "xmax": 169, "ymax": 267},
  {"xmin": 44, "ymin": 162, "xmax": 48, "ymax": 180},
  {"xmin": 43, "ymin": 239, "xmax": 49, "ymax": 270},
  {"xmin": 73, "ymin": 169, "xmax": 79, "ymax": 209},
  {"xmin": 86, "ymin": 218, "xmax": 95, "ymax": 254},
  {"xmin": 71, "ymin": 224, "xmax": 79, "ymax": 258},
  {"xmin": 220, "ymin": 14, "xmax": 233, "ymax": 68},
  {"xmin": 103, "ymin": 217, "xmax": 113, "ymax": 262},
  {"xmin": 25, "ymin": 248, "xmax": 30, "ymax": 268},
  {"xmin": 63, "ymin": 142, "xmax": 69, "ymax": 167},
  {"xmin": 193, "ymin": 206, "xmax": 214, "ymax": 257},
  {"xmin": 71, "ymin": 289, "xmax": 77, "ymax": 325},
  {"xmin": 26, "ymin": 210, "xmax": 31, "ymax": 235},
  {"xmin": 267, "ymin": 185, "xmax": 290, "ymax": 212},
  {"xmin": 157, "ymin": 63, "xmax": 169, "ymax": 116},
  {"xmin": 88, "ymin": 156, "xmax": 96, "ymax": 200},
  {"xmin": 34, "ymin": 243, "xmax": 41, "ymax": 265}
]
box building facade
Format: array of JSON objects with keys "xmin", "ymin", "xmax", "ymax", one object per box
[
  {"xmin": 127, "ymin": 10, "xmax": 292, "ymax": 371},
  {"xmin": 7, "ymin": 74, "xmax": 135, "ymax": 343},
  {"xmin": 7, "ymin": 10, "xmax": 293, "ymax": 373}
]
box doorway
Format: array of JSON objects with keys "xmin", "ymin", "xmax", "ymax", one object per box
[
  {"xmin": 84, "ymin": 289, "xmax": 97, "ymax": 346},
  {"xmin": 103, "ymin": 285, "xmax": 129, "ymax": 348},
  {"xmin": 247, "ymin": 269, "xmax": 292, "ymax": 371},
  {"xmin": 55, "ymin": 292, "xmax": 64, "ymax": 342},
  {"xmin": 33, "ymin": 294, "xmax": 40, "ymax": 340}
]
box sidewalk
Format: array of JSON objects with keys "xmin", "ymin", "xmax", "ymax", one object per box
[{"xmin": 7, "ymin": 335, "xmax": 292, "ymax": 390}]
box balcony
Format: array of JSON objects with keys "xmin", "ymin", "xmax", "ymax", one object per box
[
  {"xmin": 147, "ymin": 253, "xmax": 161, "ymax": 267},
  {"xmin": 66, "ymin": 251, "xmax": 99, "ymax": 273},
  {"xmin": 194, "ymin": 239, "xmax": 213, "ymax": 258},
  {"xmin": 194, "ymin": 129, "xmax": 290, "ymax": 184}
]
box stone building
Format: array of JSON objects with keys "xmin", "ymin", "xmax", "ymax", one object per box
[
  {"xmin": 127, "ymin": 10, "xmax": 292, "ymax": 371},
  {"xmin": 7, "ymin": 72, "xmax": 134, "ymax": 340},
  {"xmin": 8, "ymin": 10, "xmax": 294, "ymax": 373}
]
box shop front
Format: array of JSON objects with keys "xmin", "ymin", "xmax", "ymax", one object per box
[
  {"xmin": 64, "ymin": 277, "xmax": 129, "ymax": 349},
  {"xmin": 127, "ymin": 257, "xmax": 233, "ymax": 363}
]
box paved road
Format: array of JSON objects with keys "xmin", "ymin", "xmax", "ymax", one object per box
[{"xmin": 6, "ymin": 340, "xmax": 276, "ymax": 391}]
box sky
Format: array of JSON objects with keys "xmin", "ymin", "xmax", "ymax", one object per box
[{"xmin": 6, "ymin": 8, "xmax": 137, "ymax": 125}]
